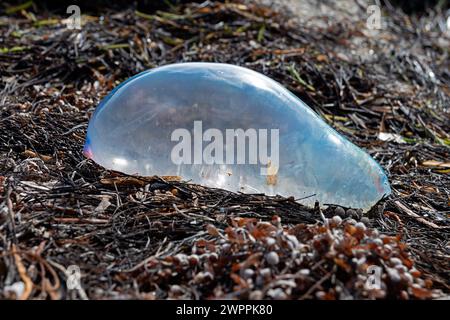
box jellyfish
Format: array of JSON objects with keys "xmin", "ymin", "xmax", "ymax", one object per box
[{"xmin": 84, "ymin": 63, "xmax": 391, "ymax": 210}]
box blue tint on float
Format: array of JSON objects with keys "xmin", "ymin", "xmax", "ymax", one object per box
[{"xmin": 84, "ymin": 63, "xmax": 391, "ymax": 210}]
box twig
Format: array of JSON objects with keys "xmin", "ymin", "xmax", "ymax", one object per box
[{"xmin": 12, "ymin": 245, "xmax": 33, "ymax": 300}]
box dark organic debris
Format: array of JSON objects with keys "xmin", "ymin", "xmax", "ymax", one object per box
[{"xmin": 0, "ymin": 0, "xmax": 449, "ymax": 299}]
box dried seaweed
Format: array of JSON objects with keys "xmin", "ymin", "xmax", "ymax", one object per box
[{"xmin": 0, "ymin": 0, "xmax": 449, "ymax": 299}]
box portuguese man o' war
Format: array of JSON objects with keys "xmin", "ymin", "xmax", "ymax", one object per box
[{"xmin": 84, "ymin": 63, "xmax": 391, "ymax": 210}]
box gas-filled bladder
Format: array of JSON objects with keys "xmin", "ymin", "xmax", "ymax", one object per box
[{"xmin": 84, "ymin": 63, "xmax": 391, "ymax": 210}]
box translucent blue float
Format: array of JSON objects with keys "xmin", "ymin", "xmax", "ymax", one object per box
[{"xmin": 84, "ymin": 63, "xmax": 391, "ymax": 209}]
